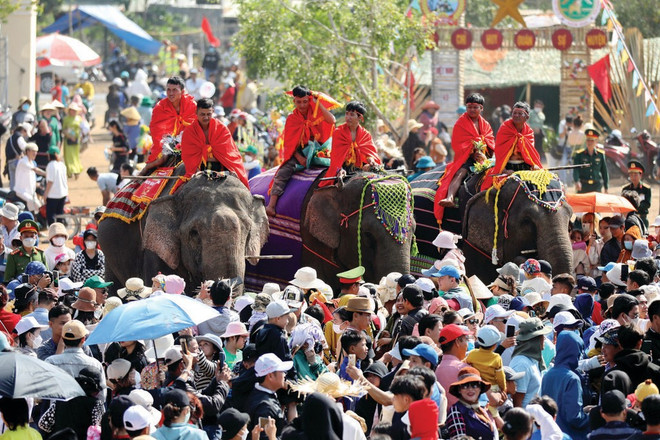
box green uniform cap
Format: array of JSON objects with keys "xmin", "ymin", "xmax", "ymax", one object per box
[
  {"xmin": 337, "ymin": 266, "xmax": 365, "ymax": 283},
  {"xmin": 18, "ymin": 219, "xmax": 39, "ymax": 234}
]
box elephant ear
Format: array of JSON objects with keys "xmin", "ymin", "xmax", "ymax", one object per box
[
  {"xmin": 304, "ymin": 186, "xmax": 340, "ymax": 249},
  {"xmin": 246, "ymin": 195, "xmax": 270, "ymax": 266},
  {"xmin": 143, "ymin": 196, "xmax": 180, "ymax": 270}
]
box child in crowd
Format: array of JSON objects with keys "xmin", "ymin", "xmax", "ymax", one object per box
[{"xmin": 466, "ymin": 325, "xmax": 507, "ymax": 400}]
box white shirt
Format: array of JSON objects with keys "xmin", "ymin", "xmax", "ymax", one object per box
[
  {"xmin": 185, "ymin": 77, "xmax": 206, "ymax": 100},
  {"xmin": 14, "ymin": 156, "xmax": 37, "ymax": 202},
  {"xmin": 46, "ymin": 160, "xmax": 69, "ymax": 199}
]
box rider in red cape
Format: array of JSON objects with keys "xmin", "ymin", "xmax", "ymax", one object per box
[
  {"xmin": 265, "ymin": 86, "xmax": 339, "ymax": 216},
  {"xmin": 319, "ymin": 101, "xmax": 381, "ymax": 188},
  {"xmin": 480, "ymin": 101, "xmax": 542, "ymax": 191},
  {"xmin": 434, "ymin": 94, "xmax": 494, "ymax": 224},
  {"xmin": 143, "ymin": 77, "xmax": 197, "ymax": 174},
  {"xmin": 181, "ymin": 98, "xmax": 249, "ymax": 189}
]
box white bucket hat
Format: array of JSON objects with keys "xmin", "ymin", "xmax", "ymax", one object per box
[
  {"xmin": 261, "ymin": 282, "xmax": 280, "ymax": 297},
  {"xmin": 0, "ymin": 203, "xmax": 18, "ymax": 221},
  {"xmin": 289, "ymin": 267, "xmax": 324, "ymax": 290},
  {"xmin": 432, "ymin": 231, "xmax": 460, "ymax": 249}
]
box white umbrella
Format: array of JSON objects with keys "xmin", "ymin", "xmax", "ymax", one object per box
[{"xmin": 36, "ymin": 34, "xmax": 101, "ymax": 67}]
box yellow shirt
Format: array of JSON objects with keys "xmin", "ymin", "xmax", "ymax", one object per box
[
  {"xmin": 465, "ymin": 347, "xmax": 506, "ymax": 390},
  {"xmin": 0, "ymin": 426, "xmax": 42, "ymax": 440}
]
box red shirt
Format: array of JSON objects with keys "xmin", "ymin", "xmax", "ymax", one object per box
[{"xmin": 0, "ymin": 309, "xmax": 20, "ymax": 334}]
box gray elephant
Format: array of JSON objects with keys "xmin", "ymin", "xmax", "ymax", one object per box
[
  {"xmin": 98, "ymin": 170, "xmax": 269, "ymax": 293},
  {"xmin": 246, "ymin": 170, "xmax": 415, "ymax": 292},
  {"xmin": 461, "ymin": 176, "xmax": 574, "ymax": 282}
]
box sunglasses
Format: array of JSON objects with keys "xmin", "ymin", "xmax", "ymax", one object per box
[
  {"xmin": 460, "ymin": 382, "xmax": 482, "ymax": 390},
  {"xmin": 466, "ymin": 319, "xmax": 480, "ymax": 325}
]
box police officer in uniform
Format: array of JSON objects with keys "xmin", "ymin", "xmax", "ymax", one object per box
[
  {"xmin": 622, "ymin": 160, "xmax": 652, "ymax": 227},
  {"xmin": 335, "ymin": 266, "xmax": 365, "ymax": 299},
  {"xmin": 4, "ymin": 219, "xmax": 46, "ymax": 282},
  {"xmin": 573, "ymin": 128, "xmax": 609, "ymax": 194}
]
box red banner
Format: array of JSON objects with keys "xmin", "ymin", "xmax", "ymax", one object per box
[
  {"xmin": 514, "ymin": 29, "xmax": 535, "ymax": 51},
  {"xmin": 552, "ymin": 29, "xmax": 573, "ymax": 51},
  {"xmin": 587, "ymin": 55, "xmax": 612, "ymax": 102},
  {"xmin": 132, "ymin": 168, "xmax": 175, "ymax": 204},
  {"xmin": 201, "ymin": 16, "xmax": 220, "ymax": 48},
  {"xmin": 451, "ymin": 28, "xmax": 472, "ymax": 50},
  {"xmin": 481, "ymin": 29, "xmax": 503, "ymax": 51}
]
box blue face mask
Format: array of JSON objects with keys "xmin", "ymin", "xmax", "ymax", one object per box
[
  {"xmin": 624, "ymin": 241, "xmax": 633, "ymax": 250},
  {"xmin": 21, "ymin": 103, "xmax": 29, "ymax": 112}
]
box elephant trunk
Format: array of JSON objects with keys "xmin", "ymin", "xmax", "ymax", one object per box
[
  {"xmin": 536, "ymin": 219, "xmax": 573, "ymax": 275},
  {"xmin": 372, "ymin": 241, "xmax": 411, "ymax": 281}
]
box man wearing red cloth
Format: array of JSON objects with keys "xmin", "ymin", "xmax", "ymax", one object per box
[
  {"xmin": 434, "ymin": 94, "xmax": 494, "ymax": 224},
  {"xmin": 265, "ymin": 85, "xmax": 336, "ymax": 217},
  {"xmin": 319, "ymin": 101, "xmax": 381, "ymax": 189},
  {"xmin": 141, "ymin": 77, "xmax": 197, "ymax": 175},
  {"xmin": 181, "ymin": 98, "xmax": 249, "ymax": 188},
  {"xmin": 480, "ymin": 101, "xmax": 542, "ymax": 191}
]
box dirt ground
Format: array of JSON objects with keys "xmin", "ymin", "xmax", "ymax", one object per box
[{"xmin": 44, "ymin": 91, "xmax": 660, "ymax": 223}]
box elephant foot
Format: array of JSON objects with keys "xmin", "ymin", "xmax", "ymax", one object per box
[{"xmin": 438, "ymin": 198, "xmax": 458, "ymax": 208}]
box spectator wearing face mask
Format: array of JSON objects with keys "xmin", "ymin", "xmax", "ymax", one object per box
[
  {"xmin": 4, "ymin": 220, "xmax": 45, "ymax": 282},
  {"xmin": 44, "ymin": 222, "xmax": 75, "ymax": 271},
  {"xmin": 70, "ymin": 227, "xmax": 105, "ymax": 283}
]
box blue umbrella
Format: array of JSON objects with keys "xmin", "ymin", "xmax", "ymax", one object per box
[
  {"xmin": 0, "ymin": 352, "xmax": 85, "ymax": 400},
  {"xmin": 85, "ymin": 294, "xmax": 220, "ymax": 345}
]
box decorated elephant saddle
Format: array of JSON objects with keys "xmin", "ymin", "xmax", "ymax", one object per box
[
  {"xmin": 502, "ymin": 170, "xmax": 565, "ymax": 212},
  {"xmin": 245, "ymin": 167, "xmax": 327, "ymax": 290}
]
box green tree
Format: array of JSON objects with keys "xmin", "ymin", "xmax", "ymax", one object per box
[
  {"xmin": 609, "ymin": 0, "xmax": 660, "ymax": 38},
  {"xmin": 235, "ymin": 0, "xmax": 428, "ymax": 140},
  {"xmin": 0, "ymin": 0, "xmax": 24, "ymax": 22}
]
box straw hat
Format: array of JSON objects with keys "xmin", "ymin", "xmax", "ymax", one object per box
[
  {"xmin": 67, "ymin": 102, "xmax": 82, "ymax": 112},
  {"xmin": 51, "ymin": 100, "xmax": 66, "ymax": 109},
  {"xmin": 467, "ymin": 275, "xmax": 493, "ymax": 300},
  {"xmin": 407, "ymin": 119, "xmax": 423, "ymax": 132},
  {"xmin": 289, "ymin": 372, "xmax": 365, "ymax": 399},
  {"xmin": 40, "ymin": 103, "xmax": 57, "ymax": 112},
  {"xmin": 117, "ymin": 278, "xmax": 152, "ymax": 301},
  {"xmin": 289, "ymin": 267, "xmax": 324, "ymax": 290},
  {"xmin": 120, "ymin": 107, "xmax": 141, "ymax": 124}
]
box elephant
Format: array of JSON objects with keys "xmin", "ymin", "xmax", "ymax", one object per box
[
  {"xmin": 411, "ymin": 168, "xmax": 574, "ymax": 283},
  {"xmin": 245, "ymin": 169, "xmax": 416, "ymax": 293},
  {"xmin": 98, "ymin": 168, "xmax": 270, "ymax": 293}
]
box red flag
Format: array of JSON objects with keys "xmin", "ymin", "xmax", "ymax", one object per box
[
  {"xmin": 201, "ymin": 16, "xmax": 220, "ymax": 48},
  {"xmin": 587, "ymin": 55, "xmax": 611, "ymax": 102}
]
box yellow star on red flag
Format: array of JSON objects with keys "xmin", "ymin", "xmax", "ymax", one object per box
[{"xmin": 491, "ymin": 0, "xmax": 527, "ymax": 27}]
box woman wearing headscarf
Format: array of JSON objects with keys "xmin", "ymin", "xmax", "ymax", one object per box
[
  {"xmin": 509, "ymin": 317, "xmax": 552, "ymax": 407},
  {"xmin": 282, "ymin": 393, "xmax": 343, "ymax": 440},
  {"xmin": 290, "ymin": 322, "xmax": 328, "ymax": 381}
]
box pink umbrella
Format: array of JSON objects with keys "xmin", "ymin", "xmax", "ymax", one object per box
[{"xmin": 36, "ymin": 34, "xmax": 101, "ymax": 67}]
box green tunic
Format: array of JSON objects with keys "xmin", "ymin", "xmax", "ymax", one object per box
[
  {"xmin": 573, "ymin": 147, "xmax": 609, "ymax": 193},
  {"xmin": 4, "ymin": 246, "xmax": 46, "ymax": 282}
]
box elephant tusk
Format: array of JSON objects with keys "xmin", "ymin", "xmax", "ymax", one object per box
[
  {"xmin": 520, "ymin": 249, "xmax": 538, "ymax": 254},
  {"xmin": 244, "ymin": 255, "xmax": 293, "ymax": 260}
]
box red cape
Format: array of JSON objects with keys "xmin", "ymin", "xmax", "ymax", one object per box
[
  {"xmin": 282, "ymin": 104, "xmax": 335, "ymax": 162},
  {"xmin": 480, "ymin": 119, "xmax": 542, "ymax": 191},
  {"xmin": 433, "ymin": 113, "xmax": 494, "ymax": 222},
  {"xmin": 148, "ymin": 94, "xmax": 197, "ymax": 162},
  {"xmin": 181, "ymin": 118, "xmax": 249, "ymax": 188},
  {"xmin": 319, "ymin": 124, "xmax": 381, "ymax": 188}
]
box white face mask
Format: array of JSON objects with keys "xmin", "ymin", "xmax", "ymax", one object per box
[
  {"xmin": 240, "ymin": 429, "xmax": 248, "ymax": 440},
  {"xmin": 183, "ymin": 409, "xmax": 191, "ymax": 424},
  {"xmin": 332, "ymin": 323, "xmax": 343, "ymax": 334},
  {"xmin": 85, "ymin": 240, "xmax": 97, "ymax": 250},
  {"xmin": 22, "ymin": 237, "xmax": 36, "ymax": 248},
  {"xmin": 94, "ymin": 307, "xmax": 104, "ymax": 320},
  {"xmin": 52, "ymin": 237, "xmax": 66, "ymax": 247},
  {"xmin": 31, "ymin": 334, "xmax": 43, "ymax": 348}
]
